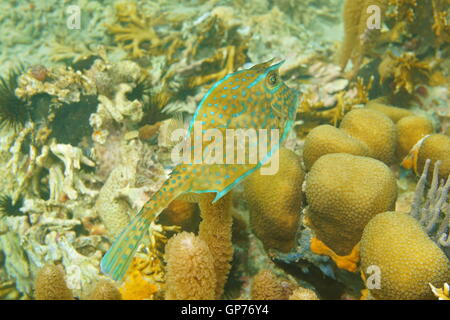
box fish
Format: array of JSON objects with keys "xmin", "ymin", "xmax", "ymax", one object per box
[
  {"xmin": 401, "ymin": 134, "xmax": 431, "ymax": 175},
  {"xmin": 100, "ymin": 59, "xmax": 300, "ymax": 281}
]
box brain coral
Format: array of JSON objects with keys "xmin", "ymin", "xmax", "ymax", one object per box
[
  {"xmin": 243, "ymin": 148, "xmax": 304, "ymax": 252},
  {"xmin": 396, "ymin": 115, "xmax": 434, "ymax": 160},
  {"xmin": 416, "ymin": 134, "xmax": 450, "ymax": 182},
  {"xmin": 302, "ymin": 125, "xmax": 370, "ymax": 171},
  {"xmin": 360, "ymin": 212, "xmax": 449, "ymax": 300},
  {"xmin": 164, "ymin": 232, "xmax": 216, "ymax": 300},
  {"xmin": 305, "ymin": 153, "xmax": 397, "ymax": 256},
  {"xmin": 340, "ymin": 108, "xmax": 397, "ymax": 165}
]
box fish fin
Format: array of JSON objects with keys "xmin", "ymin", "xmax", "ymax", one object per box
[{"xmin": 100, "ymin": 210, "xmax": 151, "ymax": 282}]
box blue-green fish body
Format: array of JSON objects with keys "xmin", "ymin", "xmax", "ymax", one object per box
[{"xmin": 101, "ymin": 60, "xmax": 299, "ymax": 281}]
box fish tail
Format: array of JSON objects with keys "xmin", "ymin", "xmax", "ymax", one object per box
[
  {"xmin": 100, "ymin": 207, "xmax": 151, "ymax": 281},
  {"xmin": 101, "ymin": 166, "xmax": 191, "ymax": 281}
]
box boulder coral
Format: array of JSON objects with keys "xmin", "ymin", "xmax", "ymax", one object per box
[
  {"xmin": 360, "ymin": 212, "xmax": 449, "ymax": 300},
  {"xmin": 243, "ymin": 148, "xmax": 304, "ymax": 252},
  {"xmin": 416, "ymin": 134, "xmax": 450, "ymax": 182},
  {"xmin": 164, "ymin": 232, "xmax": 216, "ymax": 300},
  {"xmin": 302, "ymin": 125, "xmax": 370, "ymax": 171},
  {"xmin": 340, "ymin": 108, "xmax": 397, "ymax": 165},
  {"xmin": 396, "ymin": 115, "xmax": 434, "ymax": 160},
  {"xmin": 305, "ymin": 153, "xmax": 397, "ymax": 260},
  {"xmin": 365, "ymin": 100, "xmax": 413, "ymax": 123}
]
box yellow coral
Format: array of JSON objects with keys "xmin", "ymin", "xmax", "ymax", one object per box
[
  {"xmin": 251, "ymin": 270, "xmax": 294, "ymax": 300},
  {"xmin": 340, "ymin": 108, "xmax": 397, "ymax": 165},
  {"xmin": 106, "ymin": 2, "xmax": 179, "ymax": 59},
  {"xmin": 302, "ymin": 125, "xmax": 370, "ymax": 171},
  {"xmin": 289, "ymin": 287, "xmax": 320, "ymax": 300},
  {"xmin": 365, "ymin": 100, "xmax": 413, "ymax": 123},
  {"xmin": 396, "ymin": 115, "xmax": 434, "ymax": 160},
  {"xmin": 198, "ymin": 193, "xmax": 233, "ymax": 298},
  {"xmin": 243, "ymin": 148, "xmax": 304, "ymax": 252},
  {"xmin": 164, "ymin": 232, "xmax": 216, "ymax": 300},
  {"xmin": 305, "ymin": 153, "xmax": 397, "ymax": 256},
  {"xmin": 34, "ymin": 263, "xmax": 73, "ymax": 300},
  {"xmin": 340, "ymin": 0, "xmax": 388, "ymax": 75},
  {"xmin": 360, "ymin": 212, "xmax": 449, "ymax": 300},
  {"xmin": 119, "ymin": 256, "xmax": 159, "ymax": 300},
  {"xmin": 416, "ymin": 133, "xmax": 450, "ymax": 182},
  {"xmin": 88, "ymin": 280, "xmax": 122, "ymax": 300}
]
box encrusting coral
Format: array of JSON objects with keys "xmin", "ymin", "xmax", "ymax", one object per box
[
  {"xmin": 305, "ymin": 153, "xmax": 397, "ymax": 269},
  {"xmin": 340, "ymin": 108, "xmax": 397, "ymax": 165},
  {"xmin": 251, "ymin": 269, "xmax": 294, "ymax": 300},
  {"xmin": 360, "ymin": 212, "xmax": 449, "ymax": 300},
  {"xmin": 34, "ymin": 263, "xmax": 73, "ymax": 300},
  {"xmin": 164, "ymin": 232, "xmax": 216, "ymax": 300},
  {"xmin": 243, "ymin": 148, "xmax": 304, "ymax": 252},
  {"xmin": 302, "ymin": 125, "xmax": 370, "ymax": 171}
]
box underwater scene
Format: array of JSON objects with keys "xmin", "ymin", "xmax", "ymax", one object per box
[{"xmin": 0, "ymin": 0, "xmax": 449, "ymax": 301}]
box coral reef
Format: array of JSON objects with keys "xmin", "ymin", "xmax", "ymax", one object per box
[
  {"xmin": 0, "ymin": 0, "xmax": 449, "ymax": 302},
  {"xmin": 243, "ymin": 148, "xmax": 304, "ymax": 252},
  {"xmin": 360, "ymin": 212, "xmax": 449, "ymax": 300},
  {"xmin": 305, "ymin": 153, "xmax": 397, "ymax": 257},
  {"xmin": 164, "ymin": 232, "xmax": 216, "ymax": 300}
]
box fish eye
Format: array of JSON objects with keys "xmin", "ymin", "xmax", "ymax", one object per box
[{"xmin": 266, "ymin": 71, "xmax": 278, "ymax": 87}]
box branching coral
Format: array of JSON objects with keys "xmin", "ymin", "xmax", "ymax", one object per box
[
  {"xmin": 340, "ymin": 0, "xmax": 388, "ymax": 75},
  {"xmin": 410, "ymin": 159, "xmax": 450, "ymax": 252},
  {"xmin": 105, "ymin": 2, "xmax": 178, "ymax": 59},
  {"xmin": 379, "ymin": 52, "xmax": 431, "ymax": 95}
]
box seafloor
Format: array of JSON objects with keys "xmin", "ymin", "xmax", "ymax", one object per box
[{"xmin": 0, "ymin": 0, "xmax": 449, "ymax": 300}]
